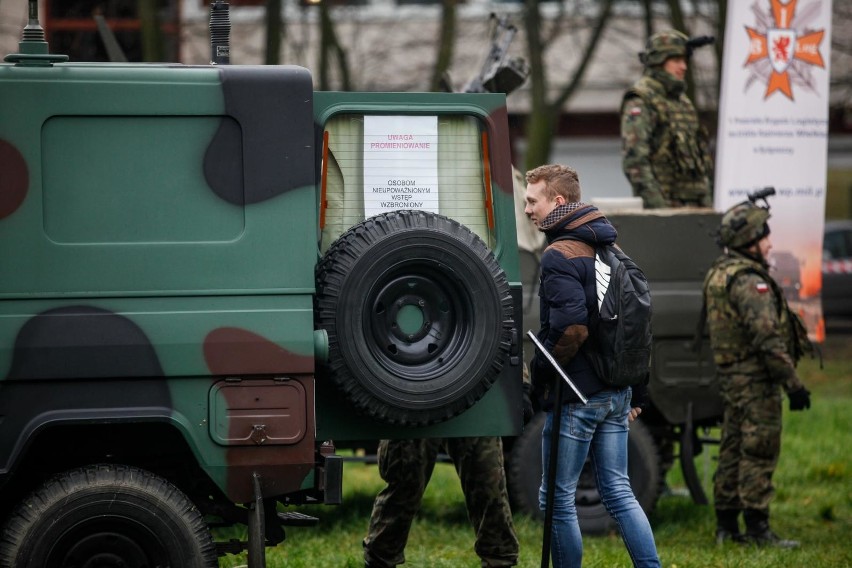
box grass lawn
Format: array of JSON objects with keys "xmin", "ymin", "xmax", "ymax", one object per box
[{"xmin": 219, "ymin": 334, "xmax": 851, "ymax": 567}]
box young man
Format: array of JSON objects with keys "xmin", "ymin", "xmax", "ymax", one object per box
[
  {"xmin": 703, "ymin": 199, "xmax": 812, "ymax": 547},
  {"xmin": 524, "ymin": 164, "xmax": 660, "ymax": 567},
  {"xmin": 621, "ymin": 30, "xmax": 713, "ymax": 208}
]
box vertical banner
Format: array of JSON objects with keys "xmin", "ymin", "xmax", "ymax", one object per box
[
  {"xmin": 715, "ymin": 0, "xmax": 833, "ymax": 340},
  {"xmin": 363, "ymin": 115, "xmax": 439, "ymax": 217}
]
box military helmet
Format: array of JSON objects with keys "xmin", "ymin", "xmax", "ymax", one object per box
[
  {"xmin": 717, "ymin": 202, "xmax": 771, "ymax": 249},
  {"xmin": 640, "ymin": 30, "xmax": 688, "ymax": 67}
]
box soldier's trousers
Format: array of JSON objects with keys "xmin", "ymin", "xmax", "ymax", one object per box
[
  {"xmin": 713, "ymin": 374, "xmax": 783, "ymax": 513},
  {"xmin": 363, "ymin": 437, "xmax": 519, "ymax": 567}
]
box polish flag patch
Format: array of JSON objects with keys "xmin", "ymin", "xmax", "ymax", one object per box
[
  {"xmin": 755, "ymin": 282, "xmax": 770, "ymax": 293},
  {"xmin": 629, "ymin": 107, "xmax": 642, "ymax": 116}
]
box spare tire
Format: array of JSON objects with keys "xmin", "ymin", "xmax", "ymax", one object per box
[{"xmin": 316, "ymin": 210, "xmax": 514, "ymax": 426}]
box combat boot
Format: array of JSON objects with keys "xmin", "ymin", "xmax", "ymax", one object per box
[
  {"xmin": 714, "ymin": 508, "xmax": 743, "ymax": 544},
  {"xmin": 742, "ymin": 509, "xmax": 800, "ymax": 548}
]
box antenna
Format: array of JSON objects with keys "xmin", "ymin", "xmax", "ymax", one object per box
[
  {"xmin": 22, "ymin": 0, "xmax": 46, "ymax": 45},
  {"xmin": 4, "ymin": 0, "xmax": 68, "ymax": 64}
]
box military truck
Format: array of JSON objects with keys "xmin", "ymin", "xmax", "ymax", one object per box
[
  {"xmin": 0, "ymin": 3, "xmax": 523, "ymax": 566},
  {"xmin": 507, "ymin": 207, "xmax": 724, "ymax": 534}
]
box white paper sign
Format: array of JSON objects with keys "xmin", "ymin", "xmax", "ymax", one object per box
[
  {"xmin": 363, "ymin": 115, "xmax": 439, "ymax": 217},
  {"xmin": 715, "ymin": 0, "xmax": 832, "ymax": 340}
]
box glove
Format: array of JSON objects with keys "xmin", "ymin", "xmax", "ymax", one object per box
[
  {"xmin": 522, "ymin": 382, "xmax": 536, "ymax": 425},
  {"xmin": 629, "ymin": 381, "xmax": 650, "ymax": 413},
  {"xmin": 530, "ymin": 353, "xmax": 554, "ymax": 389},
  {"xmin": 788, "ymin": 387, "xmax": 811, "ymax": 411}
]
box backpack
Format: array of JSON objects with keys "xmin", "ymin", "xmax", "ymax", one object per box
[{"xmin": 558, "ymin": 240, "xmax": 652, "ymax": 387}]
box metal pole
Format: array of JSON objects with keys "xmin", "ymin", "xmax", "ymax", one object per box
[
  {"xmin": 527, "ymin": 331, "xmax": 587, "ymax": 403},
  {"xmin": 526, "ymin": 331, "xmax": 587, "ymax": 568},
  {"xmin": 540, "ymin": 373, "xmax": 563, "ymax": 568}
]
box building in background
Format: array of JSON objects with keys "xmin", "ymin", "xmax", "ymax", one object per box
[{"xmin": 1, "ymin": 0, "xmax": 849, "ymax": 208}]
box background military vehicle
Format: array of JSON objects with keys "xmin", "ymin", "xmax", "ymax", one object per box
[
  {"xmin": 507, "ymin": 206, "xmax": 724, "ymax": 534},
  {"xmin": 771, "ymin": 250, "xmax": 803, "ymax": 300},
  {"xmin": 0, "ymin": 2, "xmax": 523, "ymax": 566}
]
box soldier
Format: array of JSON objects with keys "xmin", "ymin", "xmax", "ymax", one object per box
[
  {"xmin": 621, "ymin": 30, "xmax": 713, "ymax": 208},
  {"xmin": 362, "ymin": 437, "xmax": 520, "ymax": 567},
  {"xmin": 703, "ymin": 196, "xmax": 813, "ymax": 547}
]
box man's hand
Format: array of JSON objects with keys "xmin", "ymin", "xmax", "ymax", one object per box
[
  {"xmin": 788, "ymin": 387, "xmax": 811, "ymax": 411},
  {"xmin": 628, "ymin": 407, "xmax": 642, "ymax": 422}
]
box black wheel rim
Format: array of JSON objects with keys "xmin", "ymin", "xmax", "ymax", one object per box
[
  {"xmin": 45, "ymin": 517, "xmax": 169, "ymax": 568},
  {"xmin": 366, "ymin": 261, "xmax": 471, "ymax": 379}
]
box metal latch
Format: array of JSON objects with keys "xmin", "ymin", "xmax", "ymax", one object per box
[{"xmin": 250, "ymin": 425, "xmax": 268, "ymax": 445}]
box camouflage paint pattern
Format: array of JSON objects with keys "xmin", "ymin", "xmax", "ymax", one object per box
[
  {"xmin": 640, "ymin": 30, "xmax": 688, "ymax": 67},
  {"xmin": 363, "ymin": 437, "xmax": 518, "ymax": 568},
  {"xmin": 713, "ymin": 373, "xmax": 782, "ymax": 512},
  {"xmin": 702, "ymin": 253, "xmax": 804, "ymax": 392},
  {"xmin": 717, "ymin": 202, "xmax": 771, "ymax": 249},
  {"xmin": 0, "ymin": 55, "xmax": 522, "ymax": 510},
  {"xmin": 620, "ymin": 70, "xmax": 712, "ymax": 208},
  {"xmin": 703, "ymin": 251, "xmax": 805, "ymax": 513}
]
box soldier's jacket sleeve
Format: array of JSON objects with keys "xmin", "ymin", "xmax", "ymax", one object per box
[
  {"xmin": 620, "ymin": 96, "xmax": 667, "ymax": 209},
  {"xmin": 729, "ymin": 272, "xmax": 804, "ymax": 392}
]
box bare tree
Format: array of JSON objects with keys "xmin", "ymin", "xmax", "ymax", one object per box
[
  {"xmin": 430, "ymin": 0, "xmax": 458, "ymax": 92},
  {"xmin": 265, "ymin": 0, "xmax": 283, "ymax": 65},
  {"xmin": 521, "ymin": 0, "xmax": 615, "ymax": 170},
  {"xmin": 641, "ymin": 0, "xmax": 654, "ymax": 38},
  {"xmin": 318, "ymin": 1, "xmax": 351, "ymax": 90},
  {"xmin": 138, "ymin": 0, "xmax": 163, "ymax": 62}
]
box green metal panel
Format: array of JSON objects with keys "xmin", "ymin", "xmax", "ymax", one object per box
[
  {"xmin": 0, "ymin": 296, "xmax": 315, "ymax": 379},
  {"xmin": 42, "ymin": 116, "xmax": 243, "ymax": 243},
  {"xmin": 0, "ymin": 64, "xmax": 317, "ymax": 298}
]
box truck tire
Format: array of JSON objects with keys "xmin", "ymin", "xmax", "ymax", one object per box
[
  {"xmin": 316, "ymin": 210, "xmax": 513, "ymax": 426},
  {"xmin": 507, "ymin": 412, "xmax": 663, "ymax": 535},
  {"xmin": 0, "ymin": 464, "xmax": 217, "ymax": 568}
]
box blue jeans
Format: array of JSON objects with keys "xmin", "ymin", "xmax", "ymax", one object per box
[{"xmin": 539, "ymin": 387, "xmax": 660, "ymax": 568}]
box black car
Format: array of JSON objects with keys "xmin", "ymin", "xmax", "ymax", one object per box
[{"xmin": 822, "ymin": 220, "xmax": 852, "ymax": 318}]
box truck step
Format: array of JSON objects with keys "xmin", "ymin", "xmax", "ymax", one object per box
[{"xmin": 277, "ymin": 511, "xmax": 320, "ymax": 526}]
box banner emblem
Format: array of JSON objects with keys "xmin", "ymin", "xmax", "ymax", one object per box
[
  {"xmin": 743, "ymin": 0, "xmax": 827, "ymax": 100},
  {"xmin": 767, "ymin": 29, "xmax": 797, "ymax": 74}
]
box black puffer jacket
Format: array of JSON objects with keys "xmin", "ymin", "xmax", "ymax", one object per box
[{"xmin": 533, "ymin": 203, "xmax": 616, "ymax": 407}]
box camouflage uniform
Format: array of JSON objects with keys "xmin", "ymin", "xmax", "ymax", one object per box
[
  {"xmin": 621, "ymin": 31, "xmax": 713, "ymax": 208},
  {"xmin": 363, "ymin": 437, "xmax": 518, "ymax": 567},
  {"xmin": 704, "ymin": 252, "xmax": 807, "ymax": 515},
  {"xmin": 702, "ymin": 198, "xmax": 812, "ymax": 547}
]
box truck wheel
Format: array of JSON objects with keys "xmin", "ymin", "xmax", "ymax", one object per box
[
  {"xmin": 316, "ymin": 210, "xmax": 513, "ymax": 426},
  {"xmin": 507, "ymin": 413, "xmax": 663, "ymax": 535},
  {"xmin": 0, "ymin": 464, "xmax": 217, "ymax": 568}
]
